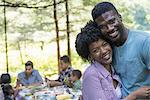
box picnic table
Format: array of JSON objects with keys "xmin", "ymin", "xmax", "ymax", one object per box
[{"xmin": 15, "ymin": 84, "xmax": 82, "ymax": 100}]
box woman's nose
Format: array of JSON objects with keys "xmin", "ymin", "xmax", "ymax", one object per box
[{"xmin": 100, "ymin": 47, "xmax": 106, "ymax": 54}]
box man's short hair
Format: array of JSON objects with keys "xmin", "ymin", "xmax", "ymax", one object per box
[
  {"xmin": 60, "ymin": 55, "xmax": 70, "ymax": 64},
  {"xmin": 92, "ymin": 2, "xmax": 119, "ymax": 20},
  {"xmin": 72, "ymin": 70, "xmax": 82, "ymax": 79},
  {"xmin": 25, "ymin": 61, "xmax": 33, "ymax": 68}
]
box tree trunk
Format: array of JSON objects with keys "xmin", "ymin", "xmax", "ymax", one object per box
[
  {"xmin": 53, "ymin": 0, "xmax": 60, "ymax": 73},
  {"xmin": 65, "ymin": 0, "xmax": 71, "ymax": 64},
  {"xmin": 18, "ymin": 42, "xmax": 24, "ymax": 64},
  {"xmin": 4, "ymin": 0, "xmax": 9, "ymax": 73},
  {"xmin": 40, "ymin": 41, "xmax": 44, "ymax": 51}
]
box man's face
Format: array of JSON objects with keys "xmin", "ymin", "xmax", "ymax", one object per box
[
  {"xmin": 60, "ymin": 60, "xmax": 68, "ymax": 71},
  {"xmin": 25, "ymin": 65, "xmax": 33, "ymax": 75},
  {"xmin": 70, "ymin": 74, "xmax": 77, "ymax": 82},
  {"xmin": 95, "ymin": 10, "xmax": 124, "ymax": 44}
]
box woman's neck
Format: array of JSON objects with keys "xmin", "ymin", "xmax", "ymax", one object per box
[{"xmin": 104, "ymin": 64, "xmax": 112, "ymax": 74}]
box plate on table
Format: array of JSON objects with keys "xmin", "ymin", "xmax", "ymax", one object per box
[
  {"xmin": 34, "ymin": 91, "xmax": 56, "ymax": 100},
  {"xmin": 19, "ymin": 88, "xmax": 32, "ymax": 97}
]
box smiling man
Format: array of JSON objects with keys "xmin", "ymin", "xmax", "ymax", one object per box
[{"xmin": 92, "ymin": 2, "xmax": 150, "ymax": 98}]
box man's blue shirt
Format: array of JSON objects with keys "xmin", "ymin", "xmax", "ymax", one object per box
[
  {"xmin": 18, "ymin": 69, "xmax": 43, "ymax": 86},
  {"xmin": 113, "ymin": 30, "xmax": 150, "ymax": 97}
]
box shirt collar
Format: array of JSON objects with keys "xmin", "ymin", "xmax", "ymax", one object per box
[
  {"xmin": 62, "ymin": 67, "xmax": 72, "ymax": 73},
  {"xmin": 23, "ymin": 69, "xmax": 35, "ymax": 77},
  {"xmin": 93, "ymin": 61, "xmax": 111, "ymax": 78},
  {"xmin": 93, "ymin": 61, "xmax": 121, "ymax": 83}
]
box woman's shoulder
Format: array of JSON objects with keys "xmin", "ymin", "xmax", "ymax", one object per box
[{"xmin": 83, "ymin": 64, "xmax": 99, "ymax": 78}]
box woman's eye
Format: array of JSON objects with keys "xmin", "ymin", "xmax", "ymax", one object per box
[
  {"xmin": 92, "ymin": 49, "xmax": 98, "ymax": 53},
  {"xmin": 109, "ymin": 18, "xmax": 116, "ymax": 24}
]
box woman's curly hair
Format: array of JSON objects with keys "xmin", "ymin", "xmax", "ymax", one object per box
[{"xmin": 75, "ymin": 20, "xmax": 105, "ymax": 62}]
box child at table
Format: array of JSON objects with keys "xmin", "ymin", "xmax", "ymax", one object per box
[
  {"xmin": 0, "ymin": 73, "xmax": 14, "ymax": 100},
  {"xmin": 46, "ymin": 55, "xmax": 73, "ymax": 87},
  {"xmin": 68, "ymin": 70, "xmax": 82, "ymax": 90},
  {"xmin": 2, "ymin": 84, "xmax": 14, "ymax": 100}
]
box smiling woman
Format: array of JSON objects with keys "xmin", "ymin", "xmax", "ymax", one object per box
[{"xmin": 75, "ymin": 21, "xmax": 120, "ymax": 100}]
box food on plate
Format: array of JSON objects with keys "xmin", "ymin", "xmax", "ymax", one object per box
[{"xmin": 56, "ymin": 94, "xmax": 72, "ymax": 100}]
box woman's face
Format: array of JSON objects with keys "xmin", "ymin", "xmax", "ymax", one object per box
[{"xmin": 89, "ymin": 38, "xmax": 112, "ymax": 66}]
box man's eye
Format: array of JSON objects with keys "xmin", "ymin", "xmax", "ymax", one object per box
[
  {"xmin": 99, "ymin": 25, "xmax": 106, "ymax": 29},
  {"xmin": 103, "ymin": 42, "xmax": 108, "ymax": 46}
]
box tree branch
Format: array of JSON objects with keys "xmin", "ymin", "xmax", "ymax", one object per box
[{"xmin": 0, "ymin": 0, "xmax": 65, "ymax": 9}]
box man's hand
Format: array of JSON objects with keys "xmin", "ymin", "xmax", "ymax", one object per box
[{"xmin": 125, "ymin": 86, "xmax": 150, "ymax": 100}]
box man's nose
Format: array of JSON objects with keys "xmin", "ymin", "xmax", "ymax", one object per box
[
  {"xmin": 107, "ymin": 24, "xmax": 114, "ymax": 32},
  {"xmin": 26, "ymin": 70, "xmax": 30, "ymax": 72}
]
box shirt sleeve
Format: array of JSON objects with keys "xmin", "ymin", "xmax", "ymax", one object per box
[
  {"xmin": 141, "ymin": 37, "xmax": 150, "ymax": 70},
  {"xmin": 57, "ymin": 72, "xmax": 62, "ymax": 82},
  {"xmin": 17, "ymin": 72, "xmax": 24, "ymax": 80},
  {"xmin": 82, "ymin": 72, "xmax": 107, "ymax": 100},
  {"xmin": 73, "ymin": 80, "xmax": 81, "ymax": 90},
  {"xmin": 35, "ymin": 70, "xmax": 43, "ymax": 82},
  {"xmin": 17, "ymin": 72, "xmax": 26, "ymax": 86},
  {"xmin": 17, "ymin": 73, "xmax": 21, "ymax": 80}
]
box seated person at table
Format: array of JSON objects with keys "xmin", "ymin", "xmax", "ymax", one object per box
[
  {"xmin": 2, "ymin": 84, "xmax": 14, "ymax": 100},
  {"xmin": 0, "ymin": 73, "xmax": 14, "ymax": 100},
  {"xmin": 16, "ymin": 61, "xmax": 43, "ymax": 87},
  {"xmin": 47, "ymin": 55, "xmax": 73, "ymax": 87},
  {"xmin": 68, "ymin": 69, "xmax": 82, "ymax": 90}
]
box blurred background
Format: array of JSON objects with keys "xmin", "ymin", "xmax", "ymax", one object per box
[{"xmin": 0, "ymin": 0, "xmax": 150, "ymax": 85}]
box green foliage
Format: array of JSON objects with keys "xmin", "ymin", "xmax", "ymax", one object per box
[
  {"xmin": 71, "ymin": 51, "xmax": 87, "ymax": 69},
  {"xmin": 83, "ymin": 0, "xmax": 100, "ymax": 6},
  {"xmin": 132, "ymin": 5, "xmax": 150, "ymax": 30}
]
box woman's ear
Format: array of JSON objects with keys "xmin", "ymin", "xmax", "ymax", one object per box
[
  {"xmin": 118, "ymin": 14, "xmax": 122, "ymax": 21},
  {"xmin": 88, "ymin": 55, "xmax": 94, "ymax": 62}
]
